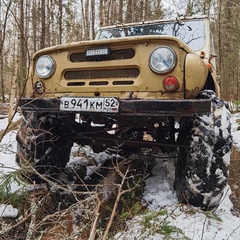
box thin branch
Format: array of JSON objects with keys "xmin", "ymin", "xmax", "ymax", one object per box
[
  {"xmin": 25, "ymin": 183, "xmax": 38, "ymax": 240},
  {"xmin": 0, "ymin": 214, "xmax": 31, "ymax": 235},
  {"xmin": 89, "ymin": 193, "xmax": 102, "ymax": 240},
  {"xmin": 102, "ymin": 165, "xmax": 135, "ymax": 240}
]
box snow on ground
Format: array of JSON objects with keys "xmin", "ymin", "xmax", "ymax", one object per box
[
  {"xmin": 0, "ymin": 113, "xmax": 21, "ymax": 175},
  {"xmin": 116, "ymin": 167, "xmax": 240, "ymax": 240},
  {"xmin": 115, "ymin": 189, "xmax": 239, "ymax": 239},
  {"xmin": 0, "ymin": 113, "xmax": 22, "ymax": 217},
  {"xmin": 0, "ymin": 112, "xmax": 240, "ymax": 238},
  {"xmin": 115, "ymin": 112, "xmax": 240, "ymax": 239},
  {"xmin": 232, "ymin": 112, "xmax": 240, "ymax": 150}
]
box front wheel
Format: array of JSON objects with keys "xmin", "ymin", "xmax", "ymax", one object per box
[
  {"xmin": 16, "ymin": 112, "xmax": 73, "ymax": 182},
  {"xmin": 175, "ymin": 90, "xmax": 232, "ymax": 210}
]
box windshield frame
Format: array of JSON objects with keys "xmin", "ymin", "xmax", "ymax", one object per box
[{"xmin": 95, "ymin": 17, "xmax": 207, "ymax": 52}]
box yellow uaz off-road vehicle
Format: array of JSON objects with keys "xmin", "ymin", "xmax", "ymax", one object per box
[{"xmin": 16, "ymin": 16, "xmax": 232, "ymax": 210}]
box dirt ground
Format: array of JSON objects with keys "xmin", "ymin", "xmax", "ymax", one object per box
[{"xmin": 229, "ymin": 148, "xmax": 240, "ymax": 216}]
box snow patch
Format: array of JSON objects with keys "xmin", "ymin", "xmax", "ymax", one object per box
[
  {"xmin": 142, "ymin": 154, "xmax": 177, "ymax": 211},
  {"xmin": 0, "ymin": 204, "xmax": 18, "ymax": 218}
]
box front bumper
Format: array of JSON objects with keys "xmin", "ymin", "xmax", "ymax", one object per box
[{"xmin": 18, "ymin": 98, "xmax": 211, "ymax": 117}]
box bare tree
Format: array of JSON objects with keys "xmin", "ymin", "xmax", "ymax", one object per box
[
  {"xmin": 40, "ymin": 0, "xmax": 46, "ymax": 49},
  {"xmin": 0, "ymin": 0, "xmax": 13, "ymax": 102},
  {"xmin": 18, "ymin": 0, "xmax": 27, "ymax": 97}
]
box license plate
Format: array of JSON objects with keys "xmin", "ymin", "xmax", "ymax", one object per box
[{"xmin": 60, "ymin": 97, "xmax": 119, "ymax": 113}]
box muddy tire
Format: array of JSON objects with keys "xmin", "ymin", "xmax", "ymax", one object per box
[
  {"xmin": 175, "ymin": 90, "xmax": 232, "ymax": 210},
  {"xmin": 16, "ymin": 112, "xmax": 73, "ymax": 182}
]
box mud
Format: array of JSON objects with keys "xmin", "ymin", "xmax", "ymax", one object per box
[{"xmin": 229, "ymin": 148, "xmax": 240, "ymax": 216}]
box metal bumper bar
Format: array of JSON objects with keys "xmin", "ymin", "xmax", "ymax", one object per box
[{"xmin": 18, "ymin": 98, "xmax": 211, "ymax": 116}]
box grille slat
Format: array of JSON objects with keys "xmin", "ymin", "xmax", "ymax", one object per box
[
  {"xmin": 70, "ymin": 48, "xmax": 135, "ymax": 62},
  {"xmin": 64, "ymin": 68, "xmax": 140, "ymax": 80}
]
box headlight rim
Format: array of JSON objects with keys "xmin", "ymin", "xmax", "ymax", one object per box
[
  {"xmin": 35, "ymin": 55, "xmax": 56, "ymax": 79},
  {"xmin": 149, "ymin": 46, "xmax": 177, "ymax": 75}
]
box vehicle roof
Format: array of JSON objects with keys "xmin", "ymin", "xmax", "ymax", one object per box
[{"xmin": 98, "ymin": 15, "xmax": 208, "ymax": 30}]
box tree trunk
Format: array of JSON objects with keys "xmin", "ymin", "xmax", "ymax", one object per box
[
  {"xmin": 0, "ymin": 0, "xmax": 12, "ymax": 102},
  {"xmin": 40, "ymin": 0, "xmax": 46, "ymax": 49},
  {"xmin": 99, "ymin": 0, "xmax": 104, "ymax": 26},
  {"xmin": 59, "ymin": 0, "xmax": 63, "ymax": 44},
  {"xmin": 91, "ymin": 0, "xmax": 95, "ymax": 39},
  {"xmin": 118, "ymin": 0, "xmax": 123, "ymax": 23},
  {"xmin": 18, "ymin": 0, "xmax": 26, "ymax": 97},
  {"xmin": 32, "ymin": 0, "xmax": 37, "ymax": 52}
]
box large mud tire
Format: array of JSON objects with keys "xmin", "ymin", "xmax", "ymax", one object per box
[
  {"xmin": 16, "ymin": 112, "xmax": 73, "ymax": 182},
  {"xmin": 175, "ymin": 90, "xmax": 232, "ymax": 210}
]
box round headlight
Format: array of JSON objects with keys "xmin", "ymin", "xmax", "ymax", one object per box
[
  {"xmin": 35, "ymin": 55, "xmax": 55, "ymax": 79},
  {"xmin": 149, "ymin": 46, "xmax": 177, "ymax": 74}
]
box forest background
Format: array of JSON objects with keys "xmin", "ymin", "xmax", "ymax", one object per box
[{"xmin": 0, "ymin": 0, "xmax": 239, "ymax": 103}]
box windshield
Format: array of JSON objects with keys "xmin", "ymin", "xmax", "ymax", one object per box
[{"xmin": 96, "ymin": 19, "xmax": 206, "ymax": 51}]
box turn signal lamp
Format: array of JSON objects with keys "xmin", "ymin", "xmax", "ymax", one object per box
[{"xmin": 163, "ymin": 76, "xmax": 179, "ymax": 92}]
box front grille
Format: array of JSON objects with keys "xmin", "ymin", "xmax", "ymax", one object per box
[
  {"xmin": 70, "ymin": 48, "xmax": 135, "ymax": 62},
  {"xmin": 64, "ymin": 68, "xmax": 140, "ymax": 80}
]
